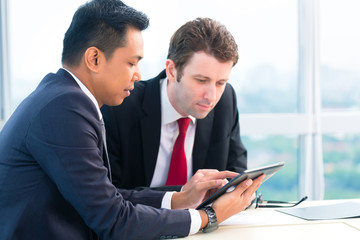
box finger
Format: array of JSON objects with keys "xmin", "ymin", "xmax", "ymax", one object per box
[
  {"xmin": 251, "ymin": 192, "xmax": 256, "ymax": 201},
  {"xmin": 209, "ymin": 179, "xmax": 229, "ymax": 192},
  {"xmin": 195, "ymin": 179, "xmax": 223, "ymax": 192},
  {"xmin": 232, "ymin": 178, "xmax": 253, "ymax": 195},
  {"xmin": 200, "ymin": 170, "xmax": 238, "ymax": 182},
  {"xmin": 242, "ymin": 174, "xmax": 266, "ymax": 196},
  {"xmin": 220, "ymin": 178, "xmax": 229, "ymax": 187},
  {"xmin": 195, "ymin": 169, "xmax": 219, "ymax": 175},
  {"xmin": 249, "ymin": 174, "xmax": 266, "ymax": 189}
]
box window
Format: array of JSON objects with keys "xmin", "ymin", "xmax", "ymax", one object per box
[
  {"xmin": 8, "ymin": 0, "xmax": 85, "ymax": 109},
  {"xmin": 2, "ymin": 0, "xmax": 360, "ymax": 201},
  {"xmin": 244, "ymin": 135, "xmax": 299, "ymax": 201},
  {"xmin": 319, "ymin": 0, "xmax": 360, "ymax": 112},
  {"xmin": 319, "ymin": 0, "xmax": 360, "ymax": 199}
]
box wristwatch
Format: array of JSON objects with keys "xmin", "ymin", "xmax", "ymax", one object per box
[{"xmin": 201, "ymin": 206, "xmax": 219, "ymax": 233}]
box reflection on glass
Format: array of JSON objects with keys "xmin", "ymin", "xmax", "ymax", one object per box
[
  {"xmin": 323, "ymin": 134, "xmax": 360, "ymax": 199},
  {"xmin": 319, "ymin": 0, "xmax": 360, "ymax": 111},
  {"xmin": 242, "ymin": 135, "xmax": 299, "ymax": 201}
]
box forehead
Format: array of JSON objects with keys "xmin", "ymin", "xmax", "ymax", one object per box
[
  {"xmin": 182, "ymin": 51, "xmax": 233, "ymax": 79},
  {"xmin": 118, "ymin": 26, "xmax": 144, "ymax": 57}
]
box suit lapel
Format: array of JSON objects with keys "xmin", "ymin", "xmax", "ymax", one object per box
[
  {"xmin": 192, "ymin": 110, "xmax": 214, "ymax": 172},
  {"xmin": 140, "ymin": 72, "xmax": 165, "ymax": 185}
]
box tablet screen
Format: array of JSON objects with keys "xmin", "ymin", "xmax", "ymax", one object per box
[{"xmin": 196, "ymin": 162, "xmax": 285, "ymax": 210}]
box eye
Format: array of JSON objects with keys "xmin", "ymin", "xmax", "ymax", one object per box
[
  {"xmin": 217, "ymin": 81, "xmax": 226, "ymax": 86},
  {"xmin": 128, "ymin": 62, "xmax": 136, "ymax": 67},
  {"xmin": 196, "ymin": 78, "xmax": 206, "ymax": 83}
]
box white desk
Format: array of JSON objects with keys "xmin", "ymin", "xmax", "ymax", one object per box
[{"xmin": 187, "ymin": 199, "xmax": 360, "ymax": 240}]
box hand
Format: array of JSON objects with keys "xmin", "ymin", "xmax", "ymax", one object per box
[
  {"xmin": 171, "ymin": 169, "xmax": 238, "ymax": 209},
  {"xmin": 209, "ymin": 174, "xmax": 265, "ymax": 224}
]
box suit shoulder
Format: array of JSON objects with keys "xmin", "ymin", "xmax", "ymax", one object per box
[
  {"xmin": 223, "ymin": 82, "xmax": 236, "ymax": 96},
  {"xmin": 216, "ymin": 82, "xmax": 237, "ymax": 107}
]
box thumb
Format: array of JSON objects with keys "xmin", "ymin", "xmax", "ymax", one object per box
[{"xmin": 233, "ymin": 178, "xmax": 253, "ymax": 194}]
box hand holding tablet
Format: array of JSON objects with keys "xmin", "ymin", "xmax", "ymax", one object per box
[{"xmin": 196, "ymin": 162, "xmax": 285, "ymax": 210}]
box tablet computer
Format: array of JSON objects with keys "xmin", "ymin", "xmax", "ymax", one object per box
[{"xmin": 196, "ymin": 161, "xmax": 285, "ymax": 210}]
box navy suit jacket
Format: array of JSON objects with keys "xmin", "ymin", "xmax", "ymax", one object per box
[
  {"xmin": 0, "ymin": 69, "xmax": 190, "ymax": 240},
  {"xmin": 101, "ymin": 70, "xmax": 247, "ymax": 190}
]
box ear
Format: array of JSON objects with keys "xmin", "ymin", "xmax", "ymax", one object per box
[
  {"xmin": 165, "ymin": 59, "xmax": 177, "ymax": 83},
  {"xmin": 84, "ymin": 47, "xmax": 102, "ymax": 73}
]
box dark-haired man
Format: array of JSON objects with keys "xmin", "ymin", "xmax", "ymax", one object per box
[
  {"xmin": 0, "ymin": 1, "xmax": 263, "ymax": 239},
  {"xmin": 102, "ymin": 18, "xmax": 248, "ymax": 191}
]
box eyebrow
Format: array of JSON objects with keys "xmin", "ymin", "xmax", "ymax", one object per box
[
  {"xmin": 193, "ymin": 74, "xmax": 211, "ymax": 80},
  {"xmin": 193, "ymin": 74, "xmax": 229, "ymax": 82},
  {"xmin": 132, "ymin": 56, "xmax": 143, "ymax": 61}
]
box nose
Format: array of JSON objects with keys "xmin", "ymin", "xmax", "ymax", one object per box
[
  {"xmin": 204, "ymin": 84, "xmax": 217, "ymax": 102},
  {"xmin": 132, "ymin": 66, "xmax": 141, "ymax": 82}
]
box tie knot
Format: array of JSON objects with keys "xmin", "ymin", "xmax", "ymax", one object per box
[{"xmin": 177, "ymin": 117, "xmax": 191, "ymax": 134}]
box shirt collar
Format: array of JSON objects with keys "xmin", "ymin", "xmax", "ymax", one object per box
[
  {"xmin": 62, "ymin": 68, "xmax": 103, "ymax": 121},
  {"xmin": 160, "ymin": 77, "xmax": 196, "ymax": 125}
]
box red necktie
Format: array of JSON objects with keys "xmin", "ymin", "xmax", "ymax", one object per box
[{"xmin": 166, "ymin": 117, "xmax": 191, "ymax": 186}]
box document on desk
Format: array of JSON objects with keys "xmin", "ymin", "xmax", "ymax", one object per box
[{"xmin": 277, "ymin": 202, "xmax": 360, "ymax": 220}]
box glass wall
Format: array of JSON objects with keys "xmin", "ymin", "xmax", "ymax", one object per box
[
  {"xmin": 243, "ymin": 135, "xmax": 299, "ymax": 201},
  {"xmin": 322, "ymin": 134, "xmax": 360, "ymax": 199},
  {"xmin": 319, "ymin": 0, "xmax": 360, "ymax": 199},
  {"xmin": 2, "ymin": 0, "xmax": 360, "ymax": 201},
  {"xmin": 319, "ymin": 0, "xmax": 360, "ymax": 112},
  {"xmin": 7, "ymin": 0, "xmax": 85, "ymax": 109}
]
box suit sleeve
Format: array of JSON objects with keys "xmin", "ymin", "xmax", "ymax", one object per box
[{"xmin": 26, "ymin": 92, "xmax": 191, "ymax": 240}]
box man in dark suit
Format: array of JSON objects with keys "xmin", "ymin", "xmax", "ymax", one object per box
[
  {"xmin": 0, "ymin": 1, "xmax": 264, "ymax": 239},
  {"xmin": 102, "ymin": 18, "xmax": 248, "ymax": 191}
]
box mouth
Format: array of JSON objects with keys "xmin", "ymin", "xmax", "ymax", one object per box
[
  {"xmin": 197, "ymin": 103, "xmax": 213, "ymax": 111},
  {"xmin": 123, "ymin": 86, "xmax": 134, "ymax": 96}
]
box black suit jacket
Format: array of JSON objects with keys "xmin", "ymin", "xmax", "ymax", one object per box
[
  {"xmin": 102, "ymin": 70, "xmax": 247, "ymax": 190},
  {"xmin": 0, "ymin": 69, "xmax": 190, "ymax": 240}
]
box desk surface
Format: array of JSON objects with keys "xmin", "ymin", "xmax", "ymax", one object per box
[{"xmin": 187, "ymin": 199, "xmax": 360, "ymax": 240}]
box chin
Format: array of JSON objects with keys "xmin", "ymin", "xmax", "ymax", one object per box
[
  {"xmin": 108, "ymin": 98, "xmax": 124, "ymax": 107},
  {"xmin": 192, "ymin": 112, "xmax": 210, "ymax": 119},
  {"xmin": 116, "ymin": 99, "xmax": 124, "ymax": 106}
]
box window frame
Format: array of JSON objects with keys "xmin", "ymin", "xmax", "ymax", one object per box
[{"xmin": 0, "ymin": 0, "xmax": 10, "ymax": 128}]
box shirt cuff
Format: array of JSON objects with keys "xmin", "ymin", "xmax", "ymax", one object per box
[
  {"xmin": 188, "ymin": 209, "xmax": 201, "ymax": 235},
  {"xmin": 161, "ymin": 191, "xmax": 175, "ymax": 209},
  {"xmin": 162, "ymin": 192, "xmax": 201, "ymax": 235}
]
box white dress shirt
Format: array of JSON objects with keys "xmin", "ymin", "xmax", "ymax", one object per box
[
  {"xmin": 63, "ymin": 68, "xmax": 201, "ymax": 235},
  {"xmin": 150, "ymin": 77, "xmax": 196, "ymax": 187}
]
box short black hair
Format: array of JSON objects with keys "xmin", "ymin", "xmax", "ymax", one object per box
[{"xmin": 62, "ymin": 0, "xmax": 149, "ymax": 67}]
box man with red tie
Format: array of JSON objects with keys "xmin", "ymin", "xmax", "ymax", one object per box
[{"xmin": 101, "ymin": 17, "xmax": 247, "ymax": 191}]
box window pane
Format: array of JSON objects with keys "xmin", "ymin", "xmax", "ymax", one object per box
[
  {"xmin": 233, "ymin": 0, "xmax": 298, "ymax": 114},
  {"xmin": 131, "ymin": 0, "xmax": 299, "ymax": 114},
  {"xmin": 323, "ymin": 134, "xmax": 360, "ymax": 199},
  {"xmin": 319, "ymin": 0, "xmax": 360, "ymax": 111},
  {"xmin": 242, "ymin": 135, "xmax": 299, "ymax": 201},
  {"xmin": 8, "ymin": 0, "xmax": 85, "ymax": 110},
  {"xmin": 9, "ymin": 0, "xmax": 298, "ymax": 115}
]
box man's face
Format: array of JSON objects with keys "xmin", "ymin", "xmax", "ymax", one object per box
[
  {"xmin": 93, "ymin": 27, "xmax": 143, "ymax": 107},
  {"xmin": 167, "ymin": 51, "xmax": 233, "ymax": 119}
]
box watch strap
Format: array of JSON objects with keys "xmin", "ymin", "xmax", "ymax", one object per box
[{"xmin": 201, "ymin": 206, "xmax": 219, "ymax": 233}]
